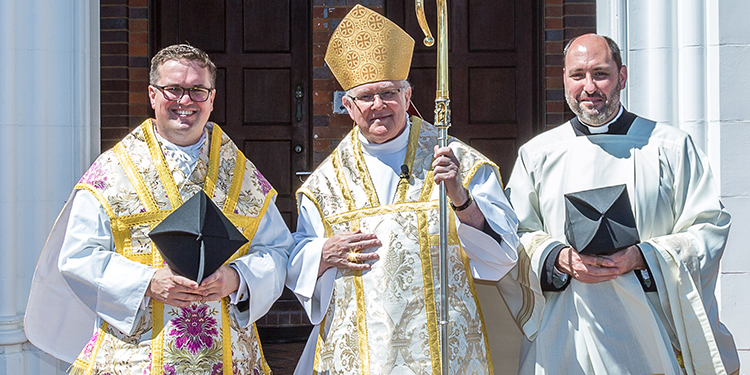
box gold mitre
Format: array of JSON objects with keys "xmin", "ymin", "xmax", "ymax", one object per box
[{"xmin": 325, "ymin": 5, "xmax": 415, "ymax": 90}]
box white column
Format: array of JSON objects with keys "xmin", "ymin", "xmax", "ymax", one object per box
[
  {"xmin": 596, "ymin": 0, "xmax": 629, "ymax": 107},
  {"xmin": 599, "ymin": 0, "xmax": 750, "ymax": 370},
  {"xmin": 708, "ymin": 0, "xmax": 750, "ymax": 369},
  {"xmin": 0, "ymin": 0, "xmax": 99, "ymax": 373},
  {"xmin": 621, "ymin": 0, "xmax": 675, "ymax": 126},
  {"xmin": 676, "ymin": 0, "xmax": 707, "ymax": 151}
]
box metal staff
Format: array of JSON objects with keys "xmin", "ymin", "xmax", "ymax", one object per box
[{"xmin": 415, "ymin": 1, "xmax": 450, "ymax": 373}]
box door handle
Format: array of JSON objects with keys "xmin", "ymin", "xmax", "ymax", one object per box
[
  {"xmin": 295, "ymin": 171, "xmax": 312, "ymax": 182},
  {"xmin": 295, "ymin": 85, "xmax": 304, "ymax": 122}
]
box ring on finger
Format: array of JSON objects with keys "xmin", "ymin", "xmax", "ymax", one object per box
[
  {"xmin": 348, "ymin": 252, "xmax": 358, "ymax": 263},
  {"xmin": 596, "ymin": 256, "xmax": 603, "ymax": 267}
]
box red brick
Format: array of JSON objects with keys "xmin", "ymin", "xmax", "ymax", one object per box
[
  {"xmin": 312, "ymin": 56, "xmax": 326, "ymax": 68},
  {"xmin": 129, "ymin": 19, "xmax": 148, "ymax": 32},
  {"xmin": 313, "ymin": 79, "xmax": 336, "ymax": 91},
  {"xmin": 564, "ymin": 3, "xmax": 596, "ymax": 15},
  {"xmin": 330, "ymin": 114, "xmax": 353, "ymax": 127},
  {"xmin": 101, "ymin": 79, "xmax": 129, "ymax": 92},
  {"xmin": 129, "ymin": 32, "xmax": 148, "ymax": 44},
  {"xmin": 546, "ymin": 77, "xmax": 564, "ymax": 89},
  {"xmin": 129, "ymin": 92, "xmax": 149, "ymax": 104},
  {"xmin": 546, "ymin": 5, "xmax": 563, "ymax": 17},
  {"xmin": 313, "ymin": 43, "xmax": 328, "ymax": 56},
  {"xmin": 101, "ymin": 67, "xmax": 128, "ymax": 80},
  {"xmin": 101, "ymin": 43, "xmax": 128, "ymax": 55},
  {"xmin": 545, "ymin": 0, "xmax": 562, "ymax": 5},
  {"xmin": 545, "ymin": 18, "xmax": 563, "ymax": 29},
  {"xmin": 312, "ymin": 7, "xmax": 325, "ymax": 19},
  {"xmin": 101, "ymin": 92, "xmax": 128, "ymax": 103},
  {"xmin": 313, "ymin": 103, "xmax": 332, "ymax": 116},
  {"xmin": 313, "ymin": 139, "xmax": 330, "ymax": 152},
  {"xmin": 564, "ymin": 15, "xmax": 596, "ymax": 28},
  {"xmin": 129, "ymin": 103, "xmax": 150, "ymax": 116},
  {"xmin": 129, "ymin": 44, "xmax": 148, "ymax": 57},
  {"xmin": 313, "ymin": 19, "xmax": 330, "ymax": 31},
  {"xmin": 101, "ymin": 126, "xmax": 130, "ymax": 141},
  {"xmin": 326, "ymin": 7, "xmax": 354, "ymax": 19},
  {"xmin": 102, "ymin": 103, "xmax": 128, "ymax": 116},
  {"xmin": 546, "ymin": 113, "xmax": 564, "ymax": 125},
  {"xmin": 546, "ymin": 100, "xmax": 564, "ymax": 113},
  {"xmin": 546, "ymin": 66, "xmax": 563, "ymax": 77},
  {"xmin": 564, "ymin": 28, "xmax": 596, "ymax": 40},
  {"xmin": 129, "ymin": 67, "xmax": 148, "ymax": 81},
  {"xmin": 101, "ymin": 116, "xmax": 129, "ymax": 128},
  {"xmin": 314, "ymin": 126, "xmax": 350, "ymax": 140},
  {"xmin": 100, "ymin": 5, "xmax": 127, "ymax": 18},
  {"xmin": 546, "ymin": 41, "xmax": 563, "ymax": 54},
  {"xmin": 129, "ymin": 80, "xmax": 148, "ymax": 92},
  {"xmin": 313, "ymin": 31, "xmax": 333, "ymax": 43},
  {"xmin": 128, "ymin": 0, "xmax": 147, "ymax": 7},
  {"xmin": 312, "ymin": 90, "xmax": 332, "ymax": 103}
]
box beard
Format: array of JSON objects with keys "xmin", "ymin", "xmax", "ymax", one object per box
[{"xmin": 565, "ymin": 80, "xmax": 622, "ymax": 126}]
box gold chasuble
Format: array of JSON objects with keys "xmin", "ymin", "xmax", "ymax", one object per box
[
  {"xmin": 298, "ymin": 117, "xmax": 496, "ymax": 374},
  {"xmin": 70, "ymin": 120, "xmax": 273, "ymax": 375}
]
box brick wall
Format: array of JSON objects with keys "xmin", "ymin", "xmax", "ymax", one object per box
[
  {"xmin": 310, "ymin": 2, "xmax": 386, "ymax": 166},
  {"xmin": 100, "ymin": 0, "xmax": 150, "ymax": 152},
  {"xmin": 99, "ymin": 1, "xmax": 596, "ymax": 157},
  {"xmin": 543, "ymin": 0, "xmax": 597, "ymax": 130}
]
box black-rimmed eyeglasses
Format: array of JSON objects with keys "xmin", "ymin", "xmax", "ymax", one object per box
[
  {"xmin": 152, "ymin": 85, "xmax": 214, "ymax": 102},
  {"xmin": 347, "ymin": 87, "xmax": 404, "ymax": 104}
]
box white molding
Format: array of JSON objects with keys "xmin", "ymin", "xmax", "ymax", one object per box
[
  {"xmin": 1, "ymin": 0, "xmax": 100, "ymax": 373},
  {"xmin": 597, "ymin": 0, "xmax": 629, "ymax": 107}
]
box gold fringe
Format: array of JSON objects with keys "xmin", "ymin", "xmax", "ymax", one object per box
[{"xmin": 67, "ymin": 360, "xmax": 88, "ymax": 375}]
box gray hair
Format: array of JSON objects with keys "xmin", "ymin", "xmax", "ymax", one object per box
[{"xmin": 149, "ymin": 44, "xmax": 217, "ymax": 87}]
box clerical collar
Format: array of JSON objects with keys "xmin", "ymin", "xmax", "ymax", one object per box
[
  {"xmin": 154, "ymin": 124, "xmax": 208, "ymax": 177},
  {"xmin": 358, "ymin": 115, "xmax": 411, "ymax": 156},
  {"xmin": 571, "ymin": 106, "xmax": 637, "ymax": 136},
  {"xmin": 154, "ymin": 126, "xmax": 207, "ymax": 158}
]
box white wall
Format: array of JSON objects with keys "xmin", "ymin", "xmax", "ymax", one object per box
[
  {"xmin": 0, "ymin": 0, "xmax": 99, "ymax": 373},
  {"xmin": 599, "ymin": 0, "xmax": 750, "ymax": 372}
]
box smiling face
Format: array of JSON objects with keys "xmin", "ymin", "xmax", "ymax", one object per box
[
  {"xmin": 343, "ymin": 80, "xmax": 412, "ymax": 144},
  {"xmin": 148, "ymin": 59, "xmax": 215, "ymax": 146},
  {"xmin": 563, "ymin": 34, "xmax": 627, "ymax": 126}
]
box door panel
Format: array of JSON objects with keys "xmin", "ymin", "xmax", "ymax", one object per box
[
  {"xmin": 154, "ymin": 0, "xmax": 310, "ymax": 228},
  {"xmin": 387, "ymin": 0, "xmax": 540, "ymax": 184}
]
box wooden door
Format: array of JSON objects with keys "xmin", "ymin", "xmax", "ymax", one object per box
[
  {"xmin": 154, "ymin": 0, "xmax": 311, "ymax": 228},
  {"xmin": 387, "ymin": 2, "xmax": 540, "ymax": 373},
  {"xmin": 387, "ymin": 0, "xmax": 542, "ymax": 185}
]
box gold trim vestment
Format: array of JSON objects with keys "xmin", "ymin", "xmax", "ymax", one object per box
[
  {"xmin": 70, "ymin": 120, "xmax": 274, "ymax": 375},
  {"xmin": 298, "ymin": 117, "xmax": 498, "ymax": 374}
]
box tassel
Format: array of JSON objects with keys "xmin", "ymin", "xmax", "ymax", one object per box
[{"xmin": 67, "ymin": 359, "xmax": 89, "ymax": 375}]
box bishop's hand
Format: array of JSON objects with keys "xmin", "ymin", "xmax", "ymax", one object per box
[
  {"xmin": 432, "ymin": 145, "xmax": 466, "ymax": 204},
  {"xmin": 319, "ymin": 230, "xmax": 381, "ymax": 277}
]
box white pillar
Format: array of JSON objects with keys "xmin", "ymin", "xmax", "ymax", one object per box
[
  {"xmin": 708, "ymin": 0, "xmax": 750, "ymax": 369},
  {"xmin": 676, "ymin": 0, "xmax": 707, "ymax": 151},
  {"xmin": 596, "ymin": 0, "xmax": 629, "ymax": 107},
  {"xmin": 621, "ymin": 0, "xmax": 675, "ymax": 127},
  {"xmin": 598, "ymin": 0, "xmax": 750, "ymax": 369},
  {"xmin": 0, "ymin": 0, "xmax": 99, "ymax": 373}
]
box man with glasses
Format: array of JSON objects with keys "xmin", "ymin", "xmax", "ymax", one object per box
[
  {"xmin": 285, "ymin": 6, "xmax": 519, "ymax": 374},
  {"xmin": 26, "ymin": 44, "xmax": 292, "ymax": 374}
]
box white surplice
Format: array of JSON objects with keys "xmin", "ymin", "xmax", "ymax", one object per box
[
  {"xmin": 25, "ymin": 127, "xmax": 293, "ymax": 364},
  {"xmin": 286, "ymin": 119, "xmax": 520, "ymax": 374},
  {"xmin": 500, "ymin": 115, "xmax": 739, "ymax": 375}
]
